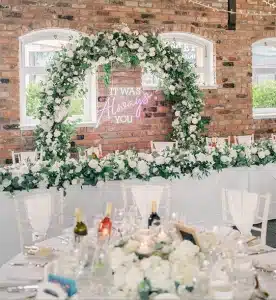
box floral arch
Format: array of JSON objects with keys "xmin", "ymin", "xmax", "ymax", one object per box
[{"xmin": 35, "ymin": 26, "xmax": 205, "ymax": 160}]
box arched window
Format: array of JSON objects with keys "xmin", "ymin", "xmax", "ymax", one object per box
[
  {"xmin": 252, "ymin": 38, "xmax": 276, "ymax": 119},
  {"xmin": 142, "ymin": 32, "xmax": 216, "ymax": 89},
  {"xmin": 19, "ymin": 28, "xmax": 97, "ymax": 129}
]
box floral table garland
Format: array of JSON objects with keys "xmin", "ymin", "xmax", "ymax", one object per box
[{"xmin": 1, "ymin": 139, "xmax": 276, "ymax": 193}]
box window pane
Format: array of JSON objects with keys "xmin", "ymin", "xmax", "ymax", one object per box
[
  {"xmin": 25, "ymin": 39, "xmax": 68, "ymax": 67},
  {"xmin": 252, "ymin": 43, "xmax": 276, "ymax": 108},
  {"xmin": 69, "ymin": 86, "xmax": 84, "ymax": 117},
  {"xmin": 25, "ymin": 74, "xmax": 45, "ymax": 118}
]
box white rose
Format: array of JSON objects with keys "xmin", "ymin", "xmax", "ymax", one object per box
[
  {"xmin": 88, "ymin": 159, "xmax": 99, "ymax": 169},
  {"xmin": 75, "ymin": 166, "xmax": 82, "ymax": 173},
  {"xmin": 172, "ymin": 119, "xmax": 180, "ymax": 126},
  {"xmin": 54, "ymin": 130, "xmax": 61, "ymax": 137},
  {"xmin": 165, "ymin": 157, "xmax": 171, "ymax": 164},
  {"xmin": 63, "ymin": 180, "xmax": 70, "ymax": 188},
  {"xmin": 137, "ymin": 160, "xmax": 149, "ymax": 175},
  {"xmin": 31, "ymin": 164, "xmax": 40, "ymax": 173},
  {"xmin": 96, "ymin": 166, "xmax": 102, "ymax": 172},
  {"xmin": 192, "ymin": 118, "xmax": 198, "ymax": 124},
  {"xmin": 138, "ymin": 46, "xmax": 144, "ymax": 53},
  {"xmin": 118, "ymin": 40, "xmax": 125, "ymax": 47},
  {"xmin": 265, "ymin": 149, "xmax": 270, "ymax": 156},
  {"xmin": 132, "ymin": 43, "xmax": 139, "ymax": 49},
  {"xmin": 71, "ymin": 179, "xmax": 78, "ymax": 185},
  {"xmin": 175, "ymin": 111, "xmax": 181, "ymax": 117},
  {"xmin": 128, "ymin": 160, "xmax": 137, "ymax": 168},
  {"xmin": 138, "ymin": 35, "xmax": 147, "ymax": 43},
  {"xmin": 189, "ymin": 125, "xmax": 197, "ymax": 133},
  {"xmin": 124, "ymin": 240, "xmax": 140, "ymax": 253},
  {"xmin": 155, "ymin": 156, "xmax": 165, "ymax": 165},
  {"xmin": 221, "ymin": 155, "xmax": 229, "ymax": 163},
  {"xmin": 169, "ymin": 85, "xmax": 175, "ymax": 91},
  {"xmin": 258, "ymin": 151, "xmax": 265, "ymax": 159},
  {"xmin": 67, "ymin": 50, "xmax": 74, "ymax": 58},
  {"xmin": 251, "ymin": 147, "xmax": 258, "ymax": 154},
  {"xmin": 229, "ymin": 149, "xmax": 237, "ymax": 158},
  {"xmin": 2, "ymin": 179, "xmax": 11, "ymax": 188},
  {"xmin": 133, "ymin": 30, "xmax": 139, "ymax": 36}
]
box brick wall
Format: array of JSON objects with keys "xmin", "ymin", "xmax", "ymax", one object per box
[{"xmin": 1, "ymin": 0, "xmax": 276, "ymax": 163}]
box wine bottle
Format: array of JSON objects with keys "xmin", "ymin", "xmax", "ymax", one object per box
[
  {"xmin": 148, "ymin": 200, "xmax": 161, "ymax": 228},
  {"xmin": 74, "ymin": 208, "xmax": 88, "ymax": 244},
  {"xmin": 98, "ymin": 202, "xmax": 112, "ymax": 238}
]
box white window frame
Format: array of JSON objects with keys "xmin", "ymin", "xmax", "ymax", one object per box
[
  {"xmin": 252, "ymin": 38, "xmax": 276, "ymax": 120},
  {"xmin": 142, "ymin": 32, "xmax": 217, "ymax": 90},
  {"xmin": 19, "ymin": 28, "xmax": 97, "ymax": 130}
]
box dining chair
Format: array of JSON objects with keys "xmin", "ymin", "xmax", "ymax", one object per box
[
  {"xmin": 120, "ymin": 178, "xmax": 172, "ymax": 228},
  {"xmin": 233, "ymin": 134, "xmax": 254, "ymax": 146},
  {"xmin": 84, "ymin": 145, "xmax": 103, "ymax": 158},
  {"xmin": 206, "ymin": 137, "xmax": 230, "ymax": 148},
  {"xmin": 150, "ymin": 141, "xmax": 178, "ymax": 152},
  {"xmin": 13, "ymin": 188, "xmax": 64, "ymax": 252},
  {"xmin": 11, "ymin": 151, "xmax": 40, "ymax": 165},
  {"xmin": 221, "ymin": 188, "xmax": 271, "ymax": 246},
  {"xmin": 271, "ymin": 133, "xmax": 276, "ymax": 142}
]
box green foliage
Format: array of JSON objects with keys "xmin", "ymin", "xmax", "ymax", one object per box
[
  {"xmin": 26, "ymin": 82, "xmax": 42, "ymax": 118},
  {"xmin": 253, "ymin": 80, "xmax": 276, "ymax": 108}
]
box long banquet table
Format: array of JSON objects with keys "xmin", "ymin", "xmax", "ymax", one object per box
[
  {"xmin": 1, "ymin": 164, "xmax": 276, "ymax": 266},
  {"xmin": 0, "ymin": 234, "xmax": 275, "ymax": 299}
]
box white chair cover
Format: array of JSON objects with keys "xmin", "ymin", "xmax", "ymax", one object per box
[
  {"xmin": 150, "ymin": 141, "xmax": 178, "ymax": 152},
  {"xmin": 226, "ymin": 190, "xmax": 258, "ymax": 235},
  {"xmin": 11, "ymin": 151, "xmax": 39, "ymax": 164},
  {"xmin": 234, "ymin": 135, "xmax": 254, "ymax": 146}
]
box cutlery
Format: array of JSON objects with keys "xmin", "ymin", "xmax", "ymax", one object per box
[
  {"xmin": 0, "ymin": 284, "xmax": 38, "ymax": 293},
  {"xmin": 10, "ymin": 262, "xmax": 48, "ymax": 268},
  {"xmin": 249, "ymin": 249, "xmax": 276, "ymax": 256}
]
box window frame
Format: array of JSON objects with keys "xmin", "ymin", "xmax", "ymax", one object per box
[
  {"xmin": 19, "ymin": 28, "xmax": 97, "ymax": 130},
  {"xmin": 142, "ymin": 32, "xmax": 217, "ymax": 90},
  {"xmin": 252, "ymin": 38, "xmax": 276, "ymax": 120}
]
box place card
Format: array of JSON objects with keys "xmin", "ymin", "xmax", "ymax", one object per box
[{"xmin": 175, "ymin": 222, "xmax": 201, "ymax": 248}]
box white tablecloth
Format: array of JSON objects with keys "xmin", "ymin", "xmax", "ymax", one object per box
[
  {"xmin": 1, "ymin": 164, "xmax": 276, "ymax": 266},
  {"xmin": 0, "ymin": 236, "xmax": 276, "ymax": 300}
]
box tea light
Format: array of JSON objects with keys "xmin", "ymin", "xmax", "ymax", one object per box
[
  {"xmin": 137, "ymin": 242, "xmax": 153, "ymax": 256},
  {"xmin": 157, "ymin": 228, "xmax": 171, "ymax": 244}
]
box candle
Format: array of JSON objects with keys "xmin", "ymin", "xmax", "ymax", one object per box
[{"xmin": 137, "ymin": 242, "xmax": 153, "ymax": 255}]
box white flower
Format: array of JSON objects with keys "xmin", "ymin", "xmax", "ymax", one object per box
[
  {"xmin": 121, "ymin": 26, "xmax": 131, "ymax": 34},
  {"xmin": 75, "ymin": 166, "xmax": 82, "ymax": 173},
  {"xmin": 137, "ymin": 160, "xmax": 149, "ymax": 175},
  {"xmin": 265, "ymin": 149, "xmax": 270, "ymax": 156},
  {"xmin": 133, "ymin": 30, "xmax": 139, "ymax": 36},
  {"xmin": 67, "ymin": 50, "xmax": 74, "ymax": 58},
  {"xmin": 189, "ymin": 125, "xmax": 197, "ymax": 133},
  {"xmin": 88, "ymin": 159, "xmax": 99, "ymax": 169},
  {"xmin": 118, "ymin": 40, "xmax": 125, "ymax": 47},
  {"xmin": 154, "ymin": 156, "xmax": 165, "ymax": 166},
  {"xmin": 124, "ymin": 239, "xmax": 140, "ymax": 253},
  {"xmin": 71, "ymin": 179, "xmax": 78, "ymax": 185},
  {"xmin": 96, "ymin": 166, "xmax": 102, "ymax": 172},
  {"xmin": 221, "ymin": 155, "xmax": 229, "ymax": 163},
  {"xmin": 128, "ymin": 160, "xmax": 137, "ymax": 168},
  {"xmin": 172, "ymin": 119, "xmax": 180, "ymax": 127},
  {"xmin": 132, "ymin": 43, "xmax": 139, "ymax": 49},
  {"xmin": 175, "ymin": 111, "xmax": 181, "ymax": 117},
  {"xmin": 2, "ymin": 179, "xmax": 11, "ymax": 188},
  {"xmin": 165, "ymin": 157, "xmax": 171, "ymax": 164},
  {"xmin": 63, "ymin": 180, "xmax": 70, "ymax": 188},
  {"xmin": 251, "ymin": 147, "xmax": 258, "ymax": 154},
  {"xmin": 192, "ymin": 118, "xmax": 198, "ymax": 125},
  {"xmin": 138, "ymin": 46, "xmax": 144, "ymax": 53},
  {"xmin": 138, "ymin": 35, "xmax": 147, "ymax": 43},
  {"xmin": 196, "ymin": 153, "xmax": 206, "ymax": 162},
  {"xmin": 54, "ymin": 130, "xmax": 61, "ymax": 138},
  {"xmin": 258, "ymin": 151, "xmax": 266, "ymax": 159},
  {"xmin": 229, "ymin": 149, "xmax": 237, "ymax": 159},
  {"xmin": 169, "ymin": 85, "xmax": 176, "ymax": 91},
  {"xmin": 31, "ymin": 164, "xmax": 40, "ymax": 173}
]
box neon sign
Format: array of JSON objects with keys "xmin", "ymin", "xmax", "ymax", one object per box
[{"xmin": 97, "ymin": 87, "xmax": 153, "ymax": 126}]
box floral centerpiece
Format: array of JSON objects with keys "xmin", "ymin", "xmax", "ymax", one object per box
[{"xmin": 108, "ymin": 227, "xmax": 205, "ymax": 300}]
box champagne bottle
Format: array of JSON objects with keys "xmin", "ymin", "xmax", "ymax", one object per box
[
  {"xmin": 148, "ymin": 200, "xmax": 161, "ymax": 228},
  {"xmin": 74, "ymin": 208, "xmax": 88, "ymax": 244},
  {"xmin": 98, "ymin": 203, "xmax": 112, "ymax": 238}
]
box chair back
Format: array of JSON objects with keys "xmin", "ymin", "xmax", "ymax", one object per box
[
  {"xmin": 221, "ymin": 188, "xmax": 270, "ymax": 245},
  {"xmin": 233, "ymin": 134, "xmax": 254, "ymax": 146},
  {"xmin": 11, "ymin": 151, "xmax": 39, "ymax": 165},
  {"xmin": 121, "ymin": 178, "xmax": 172, "ymax": 228},
  {"xmin": 84, "ymin": 145, "xmax": 102, "ymax": 159},
  {"xmin": 150, "ymin": 141, "xmax": 178, "ymax": 152},
  {"xmin": 13, "ymin": 188, "xmax": 64, "ymax": 252},
  {"xmin": 206, "ymin": 137, "xmax": 230, "ymax": 148}
]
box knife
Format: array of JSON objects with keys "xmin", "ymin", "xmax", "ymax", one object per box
[{"xmin": 0, "ymin": 285, "xmax": 38, "ymax": 293}]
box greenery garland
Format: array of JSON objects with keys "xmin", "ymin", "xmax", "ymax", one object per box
[
  {"xmin": 1, "ymin": 140, "xmax": 276, "ymax": 193},
  {"xmin": 34, "ymin": 26, "xmax": 206, "ymax": 160}
]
